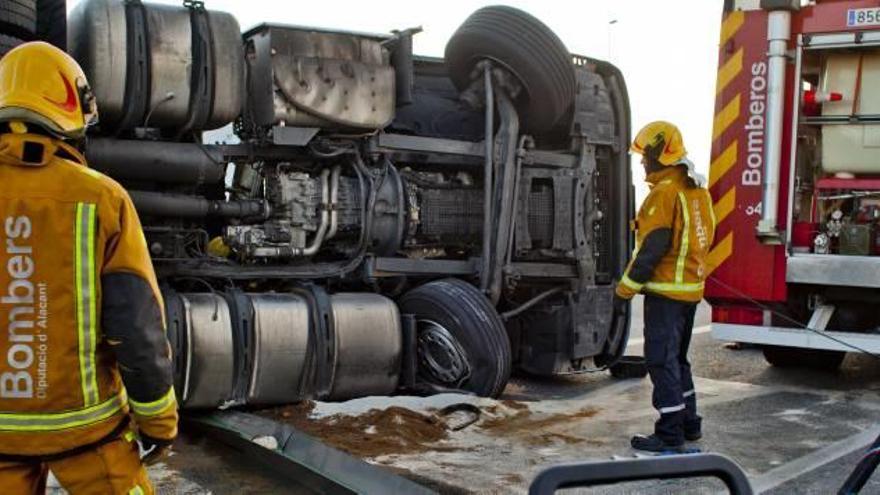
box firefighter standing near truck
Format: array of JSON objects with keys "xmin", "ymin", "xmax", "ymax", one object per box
[
  {"xmin": 615, "ymin": 121, "xmax": 716, "ymax": 453},
  {"xmin": 0, "ymin": 42, "xmax": 177, "ymax": 494}
]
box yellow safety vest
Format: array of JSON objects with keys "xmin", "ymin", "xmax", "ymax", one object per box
[{"xmin": 617, "ymin": 167, "xmax": 717, "ymax": 303}]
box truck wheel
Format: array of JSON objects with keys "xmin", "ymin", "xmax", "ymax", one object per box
[
  {"xmin": 398, "ymin": 278, "xmax": 511, "ymax": 397},
  {"xmin": 0, "ymin": 0, "xmax": 37, "ymax": 39},
  {"xmin": 762, "ymin": 346, "xmax": 846, "ymax": 370},
  {"xmin": 0, "ymin": 34, "xmax": 24, "ymax": 56},
  {"xmin": 36, "ymin": 0, "xmax": 66, "ymax": 50},
  {"xmin": 445, "ymin": 5, "xmax": 575, "ymax": 134}
]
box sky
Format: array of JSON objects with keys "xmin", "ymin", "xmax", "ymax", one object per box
[{"xmin": 67, "ymin": 0, "xmax": 725, "ymax": 200}]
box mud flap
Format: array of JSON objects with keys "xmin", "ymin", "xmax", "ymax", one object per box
[{"xmin": 514, "ymin": 286, "xmax": 615, "ymax": 375}]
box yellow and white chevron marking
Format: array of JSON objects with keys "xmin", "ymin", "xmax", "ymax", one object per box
[
  {"xmin": 707, "ymin": 10, "xmax": 746, "ymax": 274},
  {"xmin": 716, "ymin": 48, "xmax": 744, "ymax": 96},
  {"xmin": 709, "ymin": 141, "xmax": 737, "ymax": 189},
  {"xmin": 714, "ymin": 187, "xmax": 736, "ymax": 225},
  {"xmin": 707, "ymin": 232, "xmax": 733, "ymax": 276},
  {"xmin": 712, "ymin": 94, "xmax": 740, "ymax": 140},
  {"xmin": 719, "ymin": 10, "xmax": 744, "ymax": 46}
]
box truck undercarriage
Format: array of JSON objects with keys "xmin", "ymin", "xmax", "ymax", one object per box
[{"xmin": 58, "ymin": 0, "xmax": 634, "ymax": 408}]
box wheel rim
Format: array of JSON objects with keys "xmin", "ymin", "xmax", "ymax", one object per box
[{"xmin": 416, "ymin": 319, "xmax": 471, "ymax": 386}]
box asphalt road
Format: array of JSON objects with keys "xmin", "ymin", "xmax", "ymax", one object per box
[{"xmin": 51, "ymin": 297, "xmax": 879, "ymax": 494}]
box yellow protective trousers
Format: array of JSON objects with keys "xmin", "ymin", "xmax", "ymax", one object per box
[{"xmin": 0, "ymin": 430, "xmax": 152, "ymax": 495}]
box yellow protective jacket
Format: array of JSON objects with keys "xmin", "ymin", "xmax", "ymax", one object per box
[
  {"xmin": 0, "ymin": 132, "xmax": 177, "ymax": 457},
  {"xmin": 616, "ymin": 166, "xmax": 716, "ymax": 303}
]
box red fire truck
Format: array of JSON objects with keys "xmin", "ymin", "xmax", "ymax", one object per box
[{"xmin": 708, "ymin": 0, "xmax": 880, "ymax": 368}]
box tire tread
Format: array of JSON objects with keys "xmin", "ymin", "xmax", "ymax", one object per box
[
  {"xmin": 445, "ymin": 6, "xmax": 575, "ymax": 134},
  {"xmin": 400, "ymin": 279, "xmax": 511, "ymax": 397},
  {"xmin": 0, "ymin": 0, "xmax": 37, "ymax": 37},
  {"xmin": 36, "ymin": 0, "xmax": 65, "ymax": 49},
  {"xmin": 0, "ymin": 33, "xmax": 24, "ymax": 56}
]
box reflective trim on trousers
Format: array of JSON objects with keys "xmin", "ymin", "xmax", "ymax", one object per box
[
  {"xmin": 75, "ymin": 202, "xmax": 99, "ymax": 407},
  {"xmin": 0, "ymin": 391, "xmax": 126, "ymax": 432},
  {"xmin": 130, "ymin": 387, "xmax": 177, "ymax": 417},
  {"xmin": 658, "ymin": 403, "xmax": 686, "ymax": 414},
  {"xmin": 683, "ymin": 389, "xmax": 696, "ymax": 398}
]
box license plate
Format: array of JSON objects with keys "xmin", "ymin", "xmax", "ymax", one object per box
[{"xmin": 848, "ymin": 7, "xmax": 880, "ymax": 27}]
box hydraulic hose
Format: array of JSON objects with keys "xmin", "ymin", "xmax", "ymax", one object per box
[
  {"xmin": 500, "ymin": 287, "xmax": 564, "ymax": 321},
  {"xmin": 327, "ymin": 165, "xmax": 342, "ymax": 239},
  {"xmin": 303, "ymin": 169, "xmax": 331, "ymax": 256}
]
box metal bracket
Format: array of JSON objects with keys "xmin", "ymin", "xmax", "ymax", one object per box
[
  {"xmin": 574, "ymin": 139, "xmax": 598, "ymax": 287},
  {"xmin": 807, "ymin": 304, "xmax": 835, "ymax": 332},
  {"xmin": 487, "ymin": 84, "xmax": 521, "ymax": 303},
  {"xmin": 182, "ymin": 0, "xmax": 205, "ymax": 10},
  {"xmin": 271, "ymin": 126, "xmax": 320, "ymax": 146},
  {"xmin": 529, "ymin": 454, "xmax": 754, "ymax": 495},
  {"xmin": 400, "ymin": 314, "xmax": 418, "ymax": 389}
]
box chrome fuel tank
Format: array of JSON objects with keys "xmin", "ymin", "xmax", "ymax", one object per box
[
  {"xmin": 166, "ymin": 289, "xmax": 402, "ymax": 409},
  {"xmin": 68, "ymin": 0, "xmax": 244, "ymax": 132}
]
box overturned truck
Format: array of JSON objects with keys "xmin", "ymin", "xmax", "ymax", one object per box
[{"xmin": 57, "ymin": 0, "xmax": 632, "ymax": 407}]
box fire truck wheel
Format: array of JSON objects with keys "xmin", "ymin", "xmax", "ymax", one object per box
[
  {"xmin": 399, "ymin": 278, "xmax": 512, "ymax": 398},
  {"xmin": 0, "ymin": 0, "xmax": 36, "ymax": 39},
  {"xmin": 762, "ymin": 346, "xmax": 846, "ymax": 370},
  {"xmin": 445, "ymin": 5, "xmax": 575, "ymax": 134}
]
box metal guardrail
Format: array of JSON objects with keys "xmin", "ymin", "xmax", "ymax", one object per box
[
  {"xmin": 529, "ymin": 454, "xmax": 754, "ymax": 495},
  {"xmin": 184, "ymin": 411, "xmax": 436, "ymax": 495}
]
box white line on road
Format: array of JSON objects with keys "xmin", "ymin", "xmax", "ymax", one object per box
[
  {"xmin": 751, "ymin": 426, "xmax": 880, "ymax": 493},
  {"xmin": 626, "ymin": 325, "xmax": 712, "ymax": 349}
]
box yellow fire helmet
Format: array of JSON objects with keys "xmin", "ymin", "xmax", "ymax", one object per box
[
  {"xmin": 630, "ymin": 120, "xmax": 686, "ymax": 166},
  {"xmin": 0, "ymin": 41, "xmax": 98, "ymax": 140}
]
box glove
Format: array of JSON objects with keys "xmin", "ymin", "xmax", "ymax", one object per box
[{"xmin": 138, "ymin": 433, "xmax": 174, "ymax": 466}]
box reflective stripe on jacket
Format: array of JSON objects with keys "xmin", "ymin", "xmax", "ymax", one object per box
[
  {"xmin": 616, "ymin": 166, "xmax": 716, "ymax": 303},
  {"xmin": 0, "ymin": 133, "xmax": 177, "ymax": 456}
]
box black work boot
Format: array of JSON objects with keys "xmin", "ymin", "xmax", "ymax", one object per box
[
  {"xmin": 631, "ymin": 434, "xmax": 684, "ymax": 453},
  {"xmin": 684, "ymin": 429, "xmax": 702, "ymax": 441},
  {"xmin": 684, "ymin": 417, "xmax": 702, "ymax": 441}
]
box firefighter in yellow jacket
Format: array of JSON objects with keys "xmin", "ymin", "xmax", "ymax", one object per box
[
  {"xmin": 0, "ymin": 42, "xmax": 177, "ymax": 493},
  {"xmin": 615, "ymin": 121, "xmax": 715, "ymax": 452}
]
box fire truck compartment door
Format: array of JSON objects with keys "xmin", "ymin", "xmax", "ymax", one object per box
[{"xmin": 787, "ymin": 253, "xmax": 880, "ymax": 288}]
